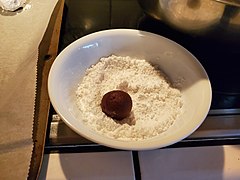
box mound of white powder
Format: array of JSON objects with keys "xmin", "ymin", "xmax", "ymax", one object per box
[{"xmin": 76, "ymin": 55, "xmax": 183, "ymax": 141}]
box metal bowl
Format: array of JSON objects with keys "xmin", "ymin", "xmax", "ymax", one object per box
[{"xmin": 138, "ymin": 0, "xmax": 240, "ymax": 44}]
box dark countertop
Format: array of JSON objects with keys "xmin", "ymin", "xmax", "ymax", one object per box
[{"xmin": 44, "ymin": 0, "xmax": 240, "ymax": 154}]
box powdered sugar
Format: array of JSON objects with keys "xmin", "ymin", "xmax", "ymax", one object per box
[{"xmin": 76, "ymin": 55, "xmax": 184, "ymax": 141}]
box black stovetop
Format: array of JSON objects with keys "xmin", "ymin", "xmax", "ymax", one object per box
[
  {"xmin": 58, "ymin": 0, "xmax": 240, "ymax": 110},
  {"xmin": 138, "ymin": 16, "xmax": 240, "ymax": 109},
  {"xmin": 44, "ymin": 0, "xmax": 240, "ymax": 154}
]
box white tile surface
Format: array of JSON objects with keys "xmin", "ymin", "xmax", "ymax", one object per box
[
  {"xmin": 39, "ymin": 151, "xmax": 135, "ymax": 180},
  {"xmin": 139, "ymin": 145, "xmax": 240, "ymax": 180}
]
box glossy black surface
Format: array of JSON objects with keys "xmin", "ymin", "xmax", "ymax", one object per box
[
  {"xmin": 45, "ymin": 1, "xmax": 240, "ymax": 156},
  {"xmin": 58, "ymin": 0, "xmax": 240, "ymax": 110}
]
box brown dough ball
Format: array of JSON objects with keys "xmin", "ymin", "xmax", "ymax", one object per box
[{"xmin": 101, "ymin": 90, "xmax": 132, "ymax": 120}]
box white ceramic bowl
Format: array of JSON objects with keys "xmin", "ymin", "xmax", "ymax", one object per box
[{"xmin": 48, "ymin": 29, "xmax": 212, "ymax": 150}]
